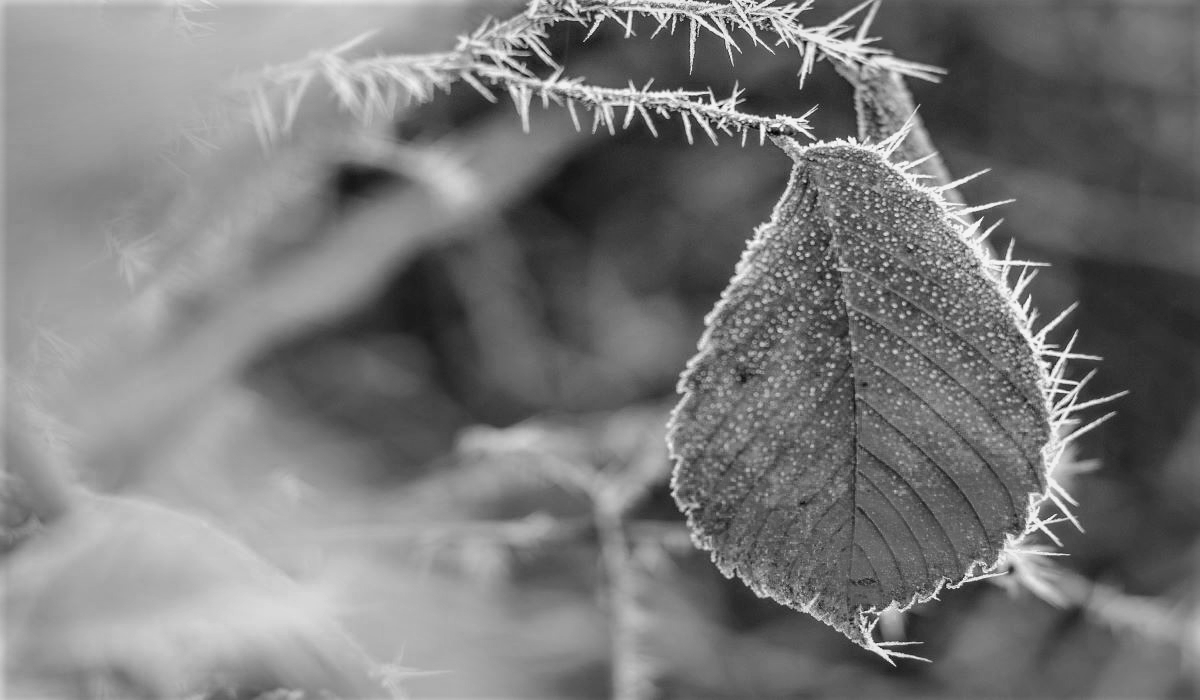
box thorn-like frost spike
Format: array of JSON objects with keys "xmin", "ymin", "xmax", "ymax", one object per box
[{"xmin": 667, "ymin": 138, "xmax": 1107, "ymax": 661}]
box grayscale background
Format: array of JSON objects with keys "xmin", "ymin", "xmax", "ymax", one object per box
[{"xmin": 4, "ymin": 1, "xmax": 1198, "ymax": 698}]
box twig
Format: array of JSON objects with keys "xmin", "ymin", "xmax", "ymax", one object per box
[
  {"xmin": 237, "ymin": 0, "xmax": 938, "ymax": 145},
  {"xmin": 489, "ymin": 67, "xmax": 813, "ymax": 142},
  {"xmin": 596, "ymin": 499, "xmax": 658, "ymax": 700},
  {"xmin": 833, "ymin": 61, "xmax": 962, "ymax": 205}
]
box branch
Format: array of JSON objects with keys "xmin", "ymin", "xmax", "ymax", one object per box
[
  {"xmin": 561, "ymin": 0, "xmax": 943, "ymax": 80},
  {"xmin": 596, "ymin": 500, "xmax": 659, "ymax": 700},
  {"xmin": 235, "ymin": 0, "xmax": 939, "ymax": 144},
  {"xmin": 833, "ymin": 61, "xmax": 963, "ymax": 205},
  {"xmin": 488, "ymin": 67, "xmax": 814, "ymax": 142}
]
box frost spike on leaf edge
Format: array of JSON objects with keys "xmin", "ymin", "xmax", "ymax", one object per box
[{"xmin": 668, "ymin": 136, "xmax": 1105, "ymax": 662}]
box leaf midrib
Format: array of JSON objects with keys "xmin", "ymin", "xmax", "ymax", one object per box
[{"xmin": 810, "ymin": 165, "xmax": 871, "ymax": 612}]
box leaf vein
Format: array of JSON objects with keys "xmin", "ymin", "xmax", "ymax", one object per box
[
  {"xmin": 849, "ymin": 302, "xmax": 1040, "ymax": 490},
  {"xmin": 857, "ymin": 450, "xmax": 960, "ymax": 572},
  {"xmin": 685, "ymin": 322, "xmax": 848, "ymax": 484},
  {"xmin": 854, "ymin": 504, "xmax": 908, "ymax": 594},
  {"xmin": 857, "ymin": 399, "xmax": 994, "ymax": 547},
  {"xmin": 844, "ymin": 265, "xmax": 1045, "ymax": 425},
  {"xmin": 857, "ymin": 469, "xmax": 934, "ymax": 584},
  {"xmin": 723, "ymin": 361, "xmax": 853, "ymax": 549}
]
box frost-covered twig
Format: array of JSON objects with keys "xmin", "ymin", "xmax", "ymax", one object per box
[
  {"xmin": 834, "ymin": 61, "xmax": 960, "ymax": 204},
  {"xmin": 236, "ymin": 0, "xmax": 938, "ymax": 144},
  {"xmin": 491, "ymin": 68, "xmax": 814, "ymax": 142},
  {"xmin": 561, "ymin": 0, "xmax": 942, "ymax": 80}
]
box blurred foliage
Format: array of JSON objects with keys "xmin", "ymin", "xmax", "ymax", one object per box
[{"xmin": 4, "ymin": 1, "xmax": 1199, "ymax": 698}]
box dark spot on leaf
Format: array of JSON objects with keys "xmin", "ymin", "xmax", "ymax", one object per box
[{"xmin": 734, "ymin": 363, "xmax": 760, "ymax": 384}]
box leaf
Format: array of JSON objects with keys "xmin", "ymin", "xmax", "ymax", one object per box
[
  {"xmin": 4, "ymin": 493, "xmax": 388, "ymax": 697},
  {"xmin": 668, "ymin": 139, "xmax": 1056, "ymax": 660}
]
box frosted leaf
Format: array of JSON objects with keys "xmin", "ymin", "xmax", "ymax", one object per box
[{"xmin": 668, "ymin": 140, "xmax": 1054, "ymax": 659}]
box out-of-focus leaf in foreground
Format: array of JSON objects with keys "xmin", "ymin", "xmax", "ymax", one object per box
[
  {"xmin": 669, "ymin": 139, "xmax": 1059, "ymax": 660},
  {"xmin": 4, "ymin": 493, "xmax": 386, "ymax": 699}
]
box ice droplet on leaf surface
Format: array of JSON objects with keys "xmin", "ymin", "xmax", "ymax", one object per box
[{"xmin": 668, "ymin": 139, "xmax": 1055, "ymax": 659}]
